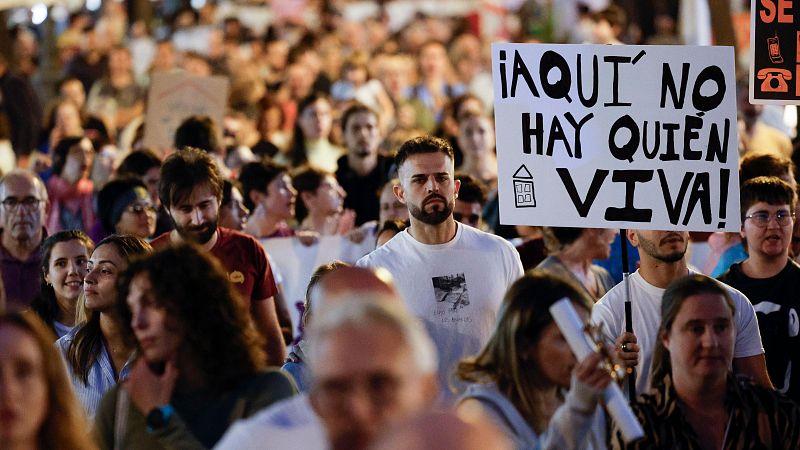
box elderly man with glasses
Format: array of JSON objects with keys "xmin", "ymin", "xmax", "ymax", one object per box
[
  {"xmin": 718, "ymin": 176, "xmax": 800, "ymax": 403},
  {"xmin": 0, "ymin": 169, "xmax": 49, "ymax": 310}
]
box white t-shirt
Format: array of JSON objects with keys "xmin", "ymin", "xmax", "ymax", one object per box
[
  {"xmin": 214, "ymin": 394, "xmax": 326, "ymax": 450},
  {"xmin": 357, "ymin": 224, "xmax": 524, "ymax": 400},
  {"xmin": 591, "ymin": 270, "xmax": 764, "ymax": 394}
]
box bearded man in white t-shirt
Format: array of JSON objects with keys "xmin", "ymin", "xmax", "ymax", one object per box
[
  {"xmin": 591, "ymin": 229, "xmax": 772, "ymax": 395},
  {"xmin": 357, "ymin": 136, "xmax": 523, "ymax": 402}
]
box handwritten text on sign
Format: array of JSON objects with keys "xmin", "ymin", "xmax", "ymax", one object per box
[{"xmin": 492, "ymin": 44, "xmax": 740, "ymax": 232}]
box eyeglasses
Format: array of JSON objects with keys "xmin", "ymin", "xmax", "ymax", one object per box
[
  {"xmin": 744, "ymin": 210, "xmax": 795, "ymax": 227},
  {"xmin": 125, "ymin": 203, "xmax": 157, "ymax": 215},
  {"xmin": 1, "ymin": 197, "xmax": 41, "ymax": 210}
]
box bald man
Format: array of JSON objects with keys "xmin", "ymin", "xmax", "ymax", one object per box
[
  {"xmin": 216, "ymin": 266, "xmax": 427, "ymax": 450},
  {"xmin": 283, "ymin": 264, "xmax": 403, "ymax": 391}
]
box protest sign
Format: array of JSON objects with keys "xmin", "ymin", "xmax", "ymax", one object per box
[
  {"xmin": 492, "ymin": 43, "xmax": 740, "ymax": 232},
  {"xmin": 749, "ymin": 0, "xmax": 800, "ymax": 104},
  {"xmin": 261, "ymin": 235, "xmax": 375, "ymax": 340},
  {"xmin": 142, "ymin": 72, "xmax": 229, "ymax": 150}
]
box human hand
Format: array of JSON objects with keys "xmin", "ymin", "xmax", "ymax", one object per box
[
  {"xmin": 336, "ymin": 209, "xmax": 356, "ymax": 235},
  {"xmin": 575, "ymin": 350, "xmax": 613, "ymax": 391},
  {"xmin": 124, "ymin": 358, "xmax": 178, "ymax": 414},
  {"xmin": 613, "ymin": 332, "xmax": 639, "ymax": 369}
]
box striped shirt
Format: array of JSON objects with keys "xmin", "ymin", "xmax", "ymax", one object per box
[
  {"xmin": 56, "ymin": 328, "xmax": 132, "ymax": 419},
  {"xmin": 611, "ymin": 374, "xmax": 800, "ymax": 449}
]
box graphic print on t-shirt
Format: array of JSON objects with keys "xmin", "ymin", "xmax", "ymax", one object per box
[{"xmin": 432, "ymin": 273, "xmax": 471, "ymax": 322}]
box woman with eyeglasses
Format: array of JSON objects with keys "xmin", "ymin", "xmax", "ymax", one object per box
[
  {"xmin": 30, "ymin": 230, "xmax": 94, "ymax": 338},
  {"xmin": 92, "ymin": 177, "xmax": 158, "ymax": 242},
  {"xmin": 56, "ymin": 235, "xmax": 152, "ymax": 418},
  {"xmin": 95, "ymin": 243, "xmax": 295, "ymax": 449}
]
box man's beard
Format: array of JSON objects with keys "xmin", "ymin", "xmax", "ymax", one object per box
[
  {"xmin": 638, "ymin": 233, "xmax": 687, "ymax": 263},
  {"xmin": 174, "ymin": 219, "xmax": 218, "ymax": 244},
  {"xmin": 408, "ymin": 194, "xmax": 454, "ymax": 225}
]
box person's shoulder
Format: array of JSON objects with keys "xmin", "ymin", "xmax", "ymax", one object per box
[
  {"xmin": 733, "ymin": 374, "xmax": 800, "ymax": 412},
  {"xmin": 54, "ymin": 329, "xmax": 75, "ymax": 354},
  {"xmin": 244, "ymin": 368, "xmax": 296, "ymax": 393},
  {"xmin": 462, "ymin": 225, "xmax": 515, "ymax": 250},
  {"xmin": 595, "ymin": 278, "xmax": 626, "ymax": 307},
  {"xmin": 358, "ymin": 231, "xmax": 408, "ymax": 265},
  {"xmin": 149, "ymin": 231, "xmax": 171, "ymax": 249},
  {"xmin": 216, "ymin": 227, "xmax": 267, "ymax": 252}
]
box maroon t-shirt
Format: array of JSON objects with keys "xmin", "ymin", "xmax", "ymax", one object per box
[{"xmin": 151, "ymin": 228, "xmax": 277, "ymax": 310}]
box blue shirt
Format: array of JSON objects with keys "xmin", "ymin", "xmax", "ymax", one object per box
[{"xmin": 56, "ymin": 327, "xmax": 132, "ymax": 419}]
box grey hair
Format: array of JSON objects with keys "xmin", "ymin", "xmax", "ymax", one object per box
[
  {"xmin": 307, "ymin": 298, "xmax": 438, "ymax": 375},
  {"xmin": 0, "ymin": 169, "xmax": 49, "ymax": 201}
]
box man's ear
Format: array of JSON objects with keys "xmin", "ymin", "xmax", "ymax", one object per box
[
  {"xmin": 248, "ymin": 189, "xmax": 262, "ymax": 207},
  {"xmin": 453, "ymin": 178, "xmax": 461, "ymax": 198},
  {"xmin": 300, "ymin": 190, "xmax": 315, "ymax": 207},
  {"xmin": 626, "ymin": 229, "xmax": 639, "ymax": 248},
  {"xmin": 393, "ymin": 183, "xmax": 406, "ymax": 205}
]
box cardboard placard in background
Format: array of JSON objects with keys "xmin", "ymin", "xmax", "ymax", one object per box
[{"xmin": 142, "ymin": 72, "xmax": 229, "ymax": 151}]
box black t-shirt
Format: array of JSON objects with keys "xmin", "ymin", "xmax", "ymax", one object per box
[
  {"xmin": 718, "ymin": 259, "xmax": 800, "ymax": 403},
  {"xmin": 335, "ymin": 154, "xmax": 393, "ymax": 225}
]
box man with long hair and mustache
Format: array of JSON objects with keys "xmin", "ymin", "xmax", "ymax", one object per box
[
  {"xmin": 592, "ymin": 227, "xmax": 771, "ymax": 395},
  {"xmin": 150, "ymin": 147, "xmax": 287, "ymax": 366},
  {"xmin": 357, "ymin": 136, "xmax": 523, "ymax": 403}
]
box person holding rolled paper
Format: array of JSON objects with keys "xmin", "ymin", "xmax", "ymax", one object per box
[
  {"xmin": 456, "ymin": 271, "xmax": 613, "ymax": 450},
  {"xmin": 611, "ymin": 274, "xmax": 800, "ymax": 449},
  {"xmin": 591, "ymin": 229, "xmax": 771, "ymax": 395}
]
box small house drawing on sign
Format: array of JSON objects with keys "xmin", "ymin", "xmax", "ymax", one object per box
[{"xmin": 513, "ymin": 165, "xmax": 536, "ymax": 208}]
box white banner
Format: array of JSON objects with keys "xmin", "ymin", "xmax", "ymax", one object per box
[
  {"xmin": 492, "ymin": 43, "xmax": 740, "ymax": 232},
  {"xmin": 261, "ymin": 235, "xmax": 375, "ymax": 339}
]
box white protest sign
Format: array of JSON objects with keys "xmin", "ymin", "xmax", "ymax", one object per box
[
  {"xmin": 261, "ymin": 235, "xmax": 375, "ymax": 340},
  {"xmin": 142, "ymin": 72, "xmax": 229, "ymax": 151},
  {"xmin": 492, "ymin": 44, "xmax": 740, "ymax": 232}
]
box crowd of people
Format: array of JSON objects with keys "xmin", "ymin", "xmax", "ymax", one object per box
[{"xmin": 2, "ymin": 1, "xmax": 800, "ymax": 449}]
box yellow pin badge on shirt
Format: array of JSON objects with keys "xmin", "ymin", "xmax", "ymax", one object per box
[{"xmin": 229, "ymin": 271, "xmax": 245, "ymax": 284}]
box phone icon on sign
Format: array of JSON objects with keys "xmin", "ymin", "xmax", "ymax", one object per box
[
  {"xmin": 768, "ymin": 34, "xmax": 784, "ymax": 63},
  {"xmin": 757, "ymin": 68, "xmax": 792, "ymax": 93}
]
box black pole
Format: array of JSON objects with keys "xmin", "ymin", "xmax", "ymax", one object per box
[{"xmin": 620, "ymin": 229, "xmax": 636, "ymax": 401}]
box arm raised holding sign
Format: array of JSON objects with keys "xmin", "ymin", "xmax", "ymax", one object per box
[{"xmin": 593, "ymin": 229, "xmax": 771, "ymax": 395}]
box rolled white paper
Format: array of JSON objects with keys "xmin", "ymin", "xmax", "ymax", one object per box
[{"xmin": 550, "ymin": 298, "xmax": 645, "ymax": 443}]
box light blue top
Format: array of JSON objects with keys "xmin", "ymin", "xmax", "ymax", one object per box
[
  {"xmin": 56, "ymin": 327, "xmax": 132, "ymax": 419},
  {"xmin": 459, "ymin": 381, "xmax": 607, "ymax": 450}
]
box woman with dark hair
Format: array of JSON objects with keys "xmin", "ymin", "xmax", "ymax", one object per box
[
  {"xmin": 239, "ymin": 160, "xmax": 297, "ymax": 238},
  {"xmin": 95, "ymin": 243, "xmax": 296, "ymax": 449},
  {"xmin": 292, "ymin": 165, "xmax": 350, "ymax": 235},
  {"xmin": 612, "ymin": 274, "xmax": 800, "ymax": 449},
  {"xmin": 0, "ymin": 312, "xmax": 98, "ymax": 450},
  {"xmin": 115, "ymin": 148, "xmax": 172, "ymax": 236},
  {"xmin": 219, "ymin": 179, "xmax": 249, "ymax": 232},
  {"xmin": 56, "ymin": 235, "xmax": 152, "ymax": 418},
  {"xmin": 288, "ymin": 92, "xmax": 343, "ymax": 173},
  {"xmin": 94, "ymin": 177, "xmax": 157, "ymax": 242},
  {"xmin": 536, "ymin": 227, "xmax": 617, "ymax": 301},
  {"xmin": 30, "ymin": 230, "xmax": 94, "ymax": 338},
  {"xmin": 457, "ymin": 271, "xmax": 612, "ymax": 449},
  {"xmin": 45, "ymin": 135, "xmax": 96, "ymax": 233}
]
